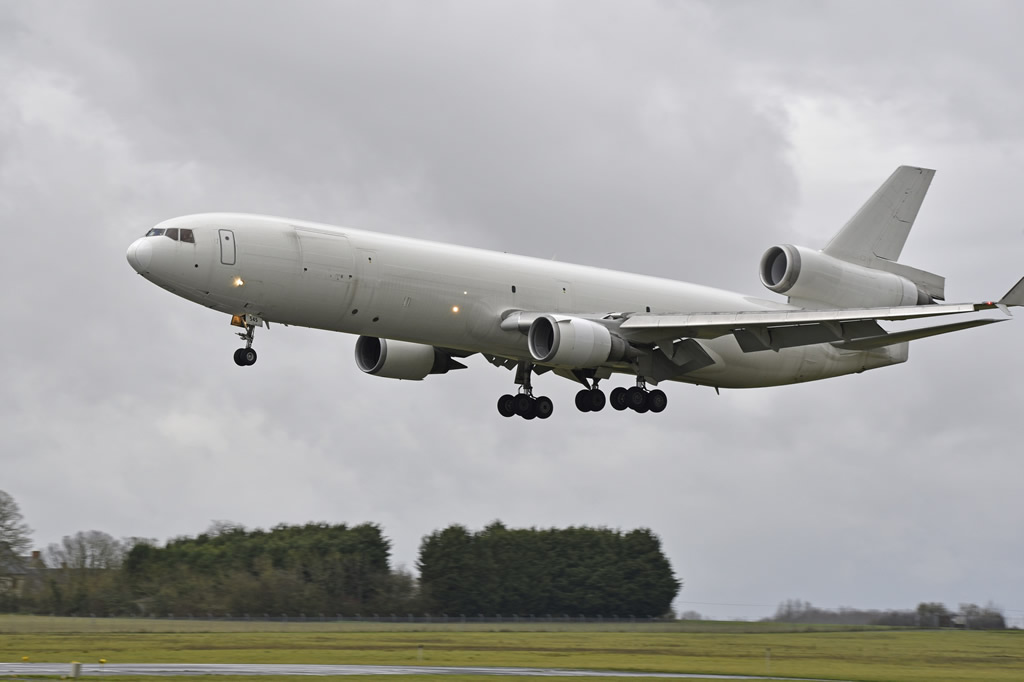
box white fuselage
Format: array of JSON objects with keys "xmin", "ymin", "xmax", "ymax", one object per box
[{"xmin": 126, "ymin": 213, "xmax": 905, "ymax": 388}]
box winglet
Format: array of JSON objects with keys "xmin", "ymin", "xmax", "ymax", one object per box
[{"xmin": 998, "ymin": 276, "xmax": 1024, "ymax": 308}]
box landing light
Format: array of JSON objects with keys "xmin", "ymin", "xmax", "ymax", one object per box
[
  {"xmin": 233, "ymin": 277, "xmax": 244, "ymax": 287},
  {"xmin": 452, "ymin": 305, "xmax": 460, "ymax": 314}
]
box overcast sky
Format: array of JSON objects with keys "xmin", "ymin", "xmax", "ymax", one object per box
[{"xmin": 2, "ymin": 1, "xmax": 1022, "ymax": 623}]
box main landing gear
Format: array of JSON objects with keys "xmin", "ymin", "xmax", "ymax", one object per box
[
  {"xmin": 608, "ymin": 379, "xmax": 667, "ymax": 414},
  {"xmin": 231, "ymin": 314, "xmax": 263, "ymax": 367},
  {"xmin": 574, "ymin": 384, "xmax": 606, "ymax": 412},
  {"xmin": 493, "ymin": 363, "xmax": 669, "ymax": 419},
  {"xmin": 575, "ymin": 378, "xmax": 667, "ymax": 415},
  {"xmin": 497, "ymin": 362, "xmax": 553, "ymax": 420}
]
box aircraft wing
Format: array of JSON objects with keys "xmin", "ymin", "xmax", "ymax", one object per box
[{"xmin": 618, "ymin": 278, "xmax": 1024, "ymax": 353}]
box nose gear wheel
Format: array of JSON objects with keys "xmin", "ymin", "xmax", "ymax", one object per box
[{"xmin": 230, "ymin": 314, "xmax": 263, "ymax": 367}]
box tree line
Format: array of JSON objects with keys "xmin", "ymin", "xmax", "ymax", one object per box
[
  {"xmin": 0, "ymin": 491, "xmax": 680, "ymax": 617},
  {"xmin": 767, "ymin": 598, "xmax": 1009, "ymax": 629}
]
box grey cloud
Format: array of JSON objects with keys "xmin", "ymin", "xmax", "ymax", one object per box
[{"xmin": 1, "ymin": 1, "xmax": 1022, "ymax": 623}]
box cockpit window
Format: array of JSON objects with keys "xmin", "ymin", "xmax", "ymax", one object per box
[{"xmin": 144, "ymin": 226, "xmax": 195, "ymax": 242}]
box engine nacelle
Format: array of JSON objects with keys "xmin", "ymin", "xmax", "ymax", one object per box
[
  {"xmin": 355, "ymin": 336, "xmax": 462, "ymax": 380},
  {"xmin": 760, "ymin": 244, "xmax": 932, "ymax": 308},
  {"xmin": 527, "ymin": 315, "xmax": 630, "ymax": 368}
]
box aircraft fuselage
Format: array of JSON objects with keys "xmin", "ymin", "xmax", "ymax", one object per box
[{"xmin": 127, "ymin": 213, "xmax": 903, "ymax": 390}]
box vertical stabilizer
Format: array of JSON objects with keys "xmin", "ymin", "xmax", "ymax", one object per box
[{"xmin": 823, "ymin": 166, "xmax": 935, "ymax": 265}]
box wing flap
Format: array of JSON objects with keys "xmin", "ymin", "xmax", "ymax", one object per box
[
  {"xmin": 620, "ymin": 301, "xmax": 992, "ymax": 345},
  {"xmin": 834, "ymin": 318, "xmax": 1007, "ymax": 350},
  {"xmin": 619, "ymin": 300, "xmax": 1005, "ymax": 353}
]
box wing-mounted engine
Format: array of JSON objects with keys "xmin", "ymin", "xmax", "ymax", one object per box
[
  {"xmin": 760, "ymin": 244, "xmax": 936, "ymax": 308},
  {"xmin": 355, "ymin": 336, "xmax": 466, "ymax": 380},
  {"xmin": 527, "ymin": 314, "xmax": 632, "ymax": 368}
]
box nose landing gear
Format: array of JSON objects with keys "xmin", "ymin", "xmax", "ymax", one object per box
[{"xmin": 230, "ymin": 314, "xmax": 263, "ymax": 367}]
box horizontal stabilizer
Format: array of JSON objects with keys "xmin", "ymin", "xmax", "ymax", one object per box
[{"xmin": 833, "ymin": 318, "xmax": 1007, "ymax": 350}]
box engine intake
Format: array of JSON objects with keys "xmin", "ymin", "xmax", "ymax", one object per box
[
  {"xmin": 527, "ymin": 315, "xmax": 630, "ymax": 368},
  {"xmin": 760, "ymin": 244, "xmax": 933, "ymax": 308},
  {"xmin": 355, "ymin": 337, "xmax": 465, "ymax": 380}
]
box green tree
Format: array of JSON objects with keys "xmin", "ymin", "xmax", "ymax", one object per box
[
  {"xmin": 418, "ymin": 522, "xmax": 680, "ymax": 616},
  {"xmin": 123, "ymin": 521, "xmax": 394, "ymax": 616},
  {"xmin": 917, "ymin": 601, "xmax": 950, "ymax": 627}
]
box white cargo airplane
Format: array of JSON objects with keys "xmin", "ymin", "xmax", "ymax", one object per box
[{"xmin": 127, "ymin": 166, "xmax": 1022, "ymax": 419}]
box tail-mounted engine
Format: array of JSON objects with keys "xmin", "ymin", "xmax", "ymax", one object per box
[
  {"xmin": 355, "ymin": 336, "xmax": 466, "ymax": 380},
  {"xmin": 760, "ymin": 244, "xmax": 935, "ymax": 308},
  {"xmin": 527, "ymin": 315, "xmax": 632, "ymax": 368}
]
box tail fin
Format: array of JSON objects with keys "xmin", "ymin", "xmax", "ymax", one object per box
[{"xmin": 823, "ymin": 166, "xmax": 945, "ymax": 301}]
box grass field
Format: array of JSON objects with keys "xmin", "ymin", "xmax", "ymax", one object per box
[{"xmin": 1, "ymin": 615, "xmax": 1021, "ymax": 681}]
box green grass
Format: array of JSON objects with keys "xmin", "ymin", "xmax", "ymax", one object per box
[
  {"xmin": 0, "ymin": 614, "xmax": 889, "ymax": 634},
  {"xmin": 1, "ymin": 615, "xmax": 1022, "ymax": 681}
]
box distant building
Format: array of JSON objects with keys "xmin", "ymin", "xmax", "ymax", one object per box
[{"xmin": 0, "ymin": 551, "xmax": 43, "ymax": 597}]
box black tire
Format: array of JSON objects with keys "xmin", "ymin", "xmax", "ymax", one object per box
[
  {"xmin": 610, "ymin": 386, "xmax": 629, "ymax": 411},
  {"xmin": 233, "ymin": 349, "xmax": 246, "ymax": 366},
  {"xmin": 513, "ymin": 394, "xmax": 535, "ymax": 417},
  {"xmin": 648, "ymin": 389, "xmax": 668, "ymax": 413},
  {"xmin": 242, "ymin": 348, "xmax": 258, "ymax": 366},
  {"xmin": 574, "ymin": 389, "xmax": 592, "ymax": 412},
  {"xmin": 627, "ymin": 386, "xmax": 648, "ymax": 412},
  {"xmin": 497, "ymin": 394, "xmax": 516, "ymax": 417},
  {"xmin": 588, "ymin": 389, "xmax": 606, "ymax": 412},
  {"xmin": 535, "ymin": 396, "xmax": 554, "ymax": 419}
]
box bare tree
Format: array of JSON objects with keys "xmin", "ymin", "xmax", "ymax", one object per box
[
  {"xmin": 0, "ymin": 490, "xmax": 33, "ymax": 570},
  {"xmin": 45, "ymin": 531, "xmax": 125, "ymax": 570}
]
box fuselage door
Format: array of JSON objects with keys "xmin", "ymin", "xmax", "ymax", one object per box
[
  {"xmin": 294, "ymin": 228, "xmax": 357, "ymax": 328},
  {"xmin": 219, "ymin": 229, "xmax": 236, "ymax": 265},
  {"xmin": 555, "ymin": 280, "xmax": 575, "ymax": 312}
]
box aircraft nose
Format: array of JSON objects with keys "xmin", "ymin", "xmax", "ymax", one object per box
[{"xmin": 126, "ymin": 238, "xmax": 153, "ymax": 273}]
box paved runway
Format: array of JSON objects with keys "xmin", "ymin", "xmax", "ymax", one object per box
[{"xmin": 0, "ymin": 662, "xmax": 847, "ymax": 680}]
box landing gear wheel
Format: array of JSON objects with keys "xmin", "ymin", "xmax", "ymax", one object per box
[
  {"xmin": 497, "ymin": 394, "xmax": 516, "ymax": 418},
  {"xmin": 588, "ymin": 389, "xmax": 606, "ymax": 412},
  {"xmin": 513, "ymin": 394, "xmax": 536, "ymax": 418},
  {"xmin": 648, "ymin": 389, "xmax": 668, "ymax": 413},
  {"xmin": 575, "ymin": 389, "xmax": 593, "ymax": 413},
  {"xmin": 610, "ymin": 386, "xmax": 629, "ymax": 411},
  {"xmin": 231, "ymin": 315, "xmax": 262, "ymax": 366},
  {"xmin": 627, "ymin": 386, "xmax": 649, "ymax": 412},
  {"xmin": 534, "ymin": 396, "xmax": 554, "ymax": 420}
]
